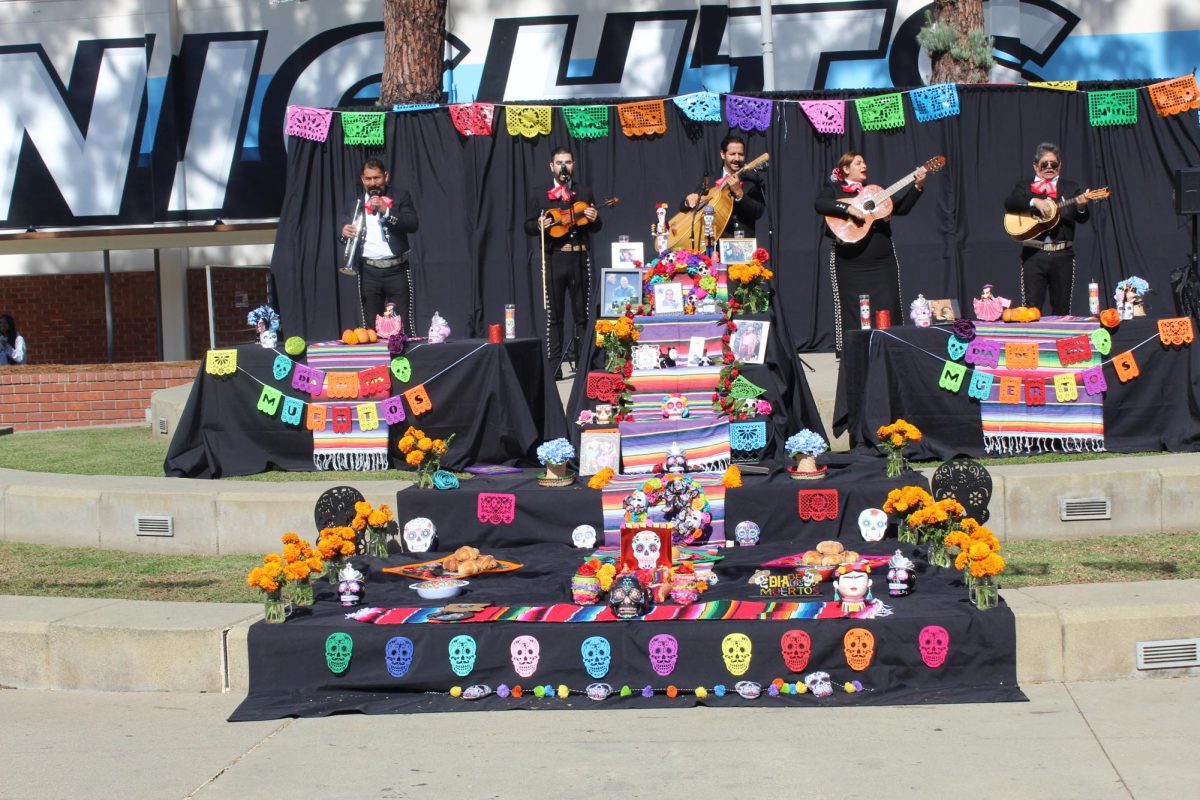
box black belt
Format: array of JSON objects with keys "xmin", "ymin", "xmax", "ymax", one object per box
[
  {"xmin": 363, "ymin": 254, "xmax": 408, "ymax": 268},
  {"xmin": 555, "ymin": 244, "xmax": 588, "ymax": 253},
  {"xmin": 1023, "ymin": 240, "xmax": 1073, "ymax": 252}
]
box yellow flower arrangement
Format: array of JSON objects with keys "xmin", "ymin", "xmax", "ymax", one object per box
[
  {"xmin": 727, "ymin": 256, "xmax": 775, "ymax": 313},
  {"xmin": 397, "ymin": 425, "xmax": 455, "ymax": 488},
  {"xmin": 882, "ymin": 485, "xmax": 934, "ymax": 515},
  {"xmin": 877, "ymin": 419, "xmax": 922, "ymax": 477},
  {"xmin": 588, "ymin": 467, "xmax": 615, "ymax": 489},
  {"xmin": 946, "ymin": 517, "xmax": 1005, "ymax": 609},
  {"xmin": 353, "ymin": 501, "xmax": 394, "ymax": 557},
  {"xmin": 247, "ymin": 532, "xmax": 323, "ymax": 620}
]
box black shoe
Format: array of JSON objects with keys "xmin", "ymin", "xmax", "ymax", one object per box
[{"xmin": 554, "ymin": 367, "xmax": 565, "ymax": 381}]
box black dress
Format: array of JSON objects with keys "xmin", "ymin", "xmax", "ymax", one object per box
[{"xmin": 814, "ymin": 181, "xmax": 923, "ymax": 351}]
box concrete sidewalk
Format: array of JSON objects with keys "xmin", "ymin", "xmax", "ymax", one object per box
[{"xmin": 4, "ymin": 676, "xmax": 1198, "ymax": 799}]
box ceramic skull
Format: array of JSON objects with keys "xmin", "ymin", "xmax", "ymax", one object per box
[
  {"xmin": 631, "ymin": 530, "xmax": 661, "ymax": 569},
  {"xmin": 919, "ymin": 625, "xmax": 950, "ymax": 668},
  {"xmin": 623, "ymin": 491, "xmax": 648, "ymax": 521},
  {"xmin": 325, "ymin": 632, "xmax": 353, "ymax": 675},
  {"xmin": 259, "ymin": 330, "xmax": 278, "ymax": 348},
  {"xmin": 384, "ymin": 636, "xmax": 414, "ymax": 678},
  {"xmin": 887, "ymin": 550, "xmax": 916, "ymax": 597},
  {"xmin": 448, "ymin": 634, "xmax": 476, "ymax": 677},
  {"xmin": 843, "ymin": 627, "xmax": 875, "ymax": 671},
  {"xmin": 571, "ymin": 525, "xmax": 598, "ymax": 549},
  {"xmin": 664, "ymin": 442, "xmax": 688, "ymax": 474},
  {"xmin": 586, "ymin": 682, "xmax": 613, "ymax": 701},
  {"xmin": 647, "ymin": 633, "xmax": 679, "ymax": 676},
  {"xmin": 734, "ymin": 521, "xmax": 761, "ymax": 547},
  {"xmin": 510, "ymin": 635, "xmax": 540, "ymax": 678},
  {"xmin": 858, "ymin": 508, "xmax": 888, "ymax": 542},
  {"xmin": 402, "ymin": 517, "xmax": 436, "ymax": 553},
  {"xmin": 721, "ymin": 632, "xmax": 753, "ymax": 676},
  {"xmin": 609, "ymin": 573, "xmax": 648, "ymax": 619},
  {"xmin": 804, "ymin": 670, "xmax": 834, "ymax": 698},
  {"xmin": 580, "ymin": 636, "xmax": 611, "ymax": 679},
  {"xmin": 780, "ymin": 629, "xmax": 812, "ymax": 673},
  {"xmin": 661, "ymin": 394, "xmax": 689, "ymax": 420}
]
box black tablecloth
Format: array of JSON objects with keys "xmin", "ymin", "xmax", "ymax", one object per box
[
  {"xmin": 165, "ymin": 339, "xmax": 569, "ymax": 478},
  {"xmin": 833, "ymin": 318, "xmax": 1200, "ymax": 460}
]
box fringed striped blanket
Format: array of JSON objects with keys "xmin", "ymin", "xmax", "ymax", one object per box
[
  {"xmin": 628, "ymin": 365, "xmax": 724, "ymax": 419},
  {"xmin": 975, "ymin": 319, "xmax": 1105, "ymax": 455},
  {"xmin": 307, "ymin": 341, "xmax": 392, "ymax": 471},
  {"xmin": 631, "ymin": 314, "xmax": 726, "ymax": 365},
  {"xmin": 600, "ymin": 472, "xmax": 727, "ymax": 545},
  {"xmin": 618, "ymin": 417, "xmax": 730, "ymax": 474}
]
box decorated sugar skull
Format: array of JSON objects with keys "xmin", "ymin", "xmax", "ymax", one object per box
[
  {"xmin": 623, "ymin": 490, "xmax": 648, "ymax": 522},
  {"xmin": 647, "ymin": 633, "xmax": 679, "ymax": 676},
  {"xmin": 259, "ymin": 330, "xmax": 278, "ymax": 349},
  {"xmin": 843, "ymin": 627, "xmax": 875, "ymax": 671},
  {"xmin": 663, "ymin": 442, "xmax": 688, "ymax": 474},
  {"xmin": 510, "ymin": 635, "xmax": 540, "ymax": 678},
  {"xmin": 586, "ymin": 682, "xmax": 612, "ymax": 701},
  {"xmin": 571, "ymin": 524, "xmax": 598, "ymax": 549},
  {"xmin": 919, "ymin": 625, "xmax": 950, "ymax": 668},
  {"xmin": 594, "ymin": 404, "xmax": 614, "ymax": 424},
  {"xmin": 857, "ymin": 508, "xmax": 888, "ymax": 542},
  {"xmin": 337, "ymin": 562, "xmax": 365, "ymax": 606},
  {"xmin": 721, "ymin": 632, "xmax": 753, "ymax": 676},
  {"xmin": 609, "ymin": 573, "xmax": 649, "ymax": 619},
  {"xmin": 804, "ymin": 670, "xmax": 834, "ymax": 698},
  {"xmin": 735, "ymin": 680, "xmax": 762, "ymax": 699},
  {"xmin": 402, "ymin": 517, "xmax": 436, "ymax": 553},
  {"xmin": 673, "ymin": 507, "xmax": 705, "ymax": 544},
  {"xmin": 427, "ymin": 311, "xmax": 451, "ymax": 343},
  {"xmin": 734, "ymin": 521, "xmax": 761, "ymax": 547},
  {"xmin": 325, "ymin": 632, "xmax": 353, "ymax": 675},
  {"xmin": 631, "ymin": 530, "xmax": 662, "ymax": 570},
  {"xmin": 385, "ymin": 636, "xmax": 414, "ymax": 678},
  {"xmin": 581, "ymin": 636, "xmax": 611, "ymax": 679},
  {"xmin": 448, "ymin": 634, "xmax": 477, "ymax": 677},
  {"xmin": 661, "ymin": 393, "xmax": 689, "ymax": 420},
  {"xmin": 887, "ymin": 550, "xmax": 916, "ymax": 597},
  {"xmin": 781, "ymin": 629, "xmax": 812, "ymax": 673}
]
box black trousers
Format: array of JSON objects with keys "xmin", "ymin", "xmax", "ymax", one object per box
[
  {"xmin": 543, "ymin": 248, "xmax": 588, "ymax": 365},
  {"xmin": 360, "ymin": 263, "xmax": 413, "ymax": 335},
  {"xmin": 1021, "ymin": 248, "xmax": 1074, "ymax": 315}
]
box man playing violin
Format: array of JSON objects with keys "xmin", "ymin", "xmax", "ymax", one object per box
[
  {"xmin": 525, "ymin": 146, "xmax": 603, "ymax": 380},
  {"xmin": 682, "ymin": 134, "xmax": 765, "ymax": 238},
  {"xmin": 1004, "ymin": 142, "xmax": 1091, "ymax": 315}
]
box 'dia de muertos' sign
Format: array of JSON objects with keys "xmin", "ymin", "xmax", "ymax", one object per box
[{"xmin": 0, "ymin": 0, "xmax": 1197, "ymax": 229}]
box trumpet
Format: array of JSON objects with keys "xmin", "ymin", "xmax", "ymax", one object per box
[{"xmin": 340, "ymin": 199, "xmax": 364, "ymax": 276}]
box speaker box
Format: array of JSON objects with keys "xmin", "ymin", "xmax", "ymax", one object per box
[{"xmin": 1176, "ymin": 168, "xmax": 1200, "ymax": 215}]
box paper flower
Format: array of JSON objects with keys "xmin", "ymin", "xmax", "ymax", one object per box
[
  {"xmin": 1115, "ymin": 276, "xmax": 1149, "ymax": 296},
  {"xmin": 951, "ymin": 319, "xmax": 976, "ymax": 342},
  {"xmin": 576, "ymin": 410, "xmax": 595, "ymax": 426},
  {"xmin": 785, "ymin": 429, "xmax": 828, "ymax": 457},
  {"xmin": 695, "ymin": 686, "xmax": 708, "ymax": 699},
  {"xmin": 641, "ymin": 685, "xmax": 654, "ymax": 698},
  {"xmin": 497, "ymin": 684, "xmax": 511, "ymax": 698},
  {"xmin": 537, "ymin": 438, "xmax": 576, "ymax": 466},
  {"xmin": 247, "ymin": 305, "xmax": 280, "ymax": 332}
]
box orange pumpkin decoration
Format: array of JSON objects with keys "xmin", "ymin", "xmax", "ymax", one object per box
[
  {"xmin": 1003, "ymin": 306, "xmax": 1042, "ymax": 323},
  {"xmin": 354, "ymin": 327, "xmax": 370, "ymax": 344},
  {"xmin": 1100, "ymin": 308, "xmax": 1120, "ymax": 328},
  {"xmin": 367, "ymin": 329, "xmax": 378, "ymax": 343},
  {"xmin": 341, "ymin": 328, "xmax": 357, "ymax": 345}
]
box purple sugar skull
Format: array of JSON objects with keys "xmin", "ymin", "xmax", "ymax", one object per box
[{"xmin": 647, "ymin": 633, "xmax": 679, "ymax": 676}]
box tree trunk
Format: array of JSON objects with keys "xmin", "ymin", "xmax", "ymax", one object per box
[
  {"xmin": 380, "ymin": 0, "xmax": 447, "ymax": 106},
  {"xmin": 930, "ymin": 0, "xmax": 988, "ymax": 84}
]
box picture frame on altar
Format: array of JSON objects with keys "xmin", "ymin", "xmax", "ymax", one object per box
[
  {"xmin": 600, "ymin": 268, "xmax": 643, "ymax": 317},
  {"xmin": 730, "ymin": 319, "xmax": 770, "ymax": 364},
  {"xmin": 610, "ymin": 242, "xmax": 644, "ymax": 270},
  {"xmin": 930, "ymin": 298, "xmax": 960, "ymax": 323},
  {"xmin": 719, "ymin": 237, "xmax": 757, "ymax": 265},
  {"xmin": 578, "ymin": 427, "xmax": 621, "ymax": 475},
  {"xmin": 653, "ymin": 282, "xmax": 686, "ymax": 315},
  {"xmin": 620, "ymin": 524, "xmax": 673, "ymax": 572}
]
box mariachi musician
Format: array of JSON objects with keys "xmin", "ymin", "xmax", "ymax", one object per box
[
  {"xmin": 525, "ymin": 146, "xmax": 603, "ymax": 380},
  {"xmin": 681, "ymin": 134, "xmax": 765, "ymax": 240}
]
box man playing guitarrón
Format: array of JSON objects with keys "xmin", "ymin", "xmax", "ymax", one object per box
[{"xmin": 682, "ymin": 134, "xmax": 765, "ymax": 239}]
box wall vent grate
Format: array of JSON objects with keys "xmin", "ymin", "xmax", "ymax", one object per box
[
  {"xmin": 157, "ymin": 416, "xmax": 169, "ymax": 435},
  {"xmin": 1059, "ymin": 497, "xmax": 1111, "ymax": 521},
  {"xmin": 1136, "ymin": 638, "xmax": 1200, "ymax": 670},
  {"xmin": 135, "ymin": 515, "xmax": 174, "ymax": 537}
]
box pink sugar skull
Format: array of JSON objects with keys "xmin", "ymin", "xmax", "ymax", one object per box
[
  {"xmin": 780, "ymin": 629, "xmax": 812, "ymax": 673},
  {"xmin": 647, "ymin": 633, "xmax": 679, "ymax": 676},
  {"xmin": 918, "ymin": 625, "xmax": 949, "ymax": 668},
  {"xmin": 510, "ymin": 634, "xmax": 540, "ymax": 677}
]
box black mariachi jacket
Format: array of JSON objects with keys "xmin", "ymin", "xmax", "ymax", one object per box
[{"xmin": 1004, "ymin": 178, "xmax": 1090, "ymax": 244}]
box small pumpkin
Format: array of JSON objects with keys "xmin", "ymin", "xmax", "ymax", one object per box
[
  {"xmin": 354, "ymin": 327, "xmax": 370, "ymax": 344},
  {"xmin": 367, "ymin": 329, "xmax": 378, "ymax": 343},
  {"xmin": 341, "ymin": 328, "xmax": 357, "ymax": 345},
  {"xmin": 1100, "ymin": 308, "xmax": 1121, "ymax": 328}
]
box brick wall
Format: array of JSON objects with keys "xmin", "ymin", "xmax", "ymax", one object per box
[
  {"xmin": 0, "ymin": 363, "xmax": 199, "ymax": 431},
  {"xmin": 186, "ymin": 267, "xmax": 272, "ymax": 359}
]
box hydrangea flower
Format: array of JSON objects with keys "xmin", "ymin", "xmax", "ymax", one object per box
[
  {"xmin": 1116, "ymin": 276, "xmax": 1149, "ymax": 296},
  {"xmin": 537, "ymin": 438, "xmax": 576, "ymax": 465},
  {"xmin": 785, "ymin": 429, "xmax": 828, "ymax": 457}
]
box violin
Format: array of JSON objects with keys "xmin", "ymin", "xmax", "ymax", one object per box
[{"xmin": 545, "ymin": 197, "xmax": 619, "ymax": 238}]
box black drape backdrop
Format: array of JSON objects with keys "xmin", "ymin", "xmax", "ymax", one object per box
[{"xmin": 271, "ymin": 85, "xmax": 1200, "ymax": 352}]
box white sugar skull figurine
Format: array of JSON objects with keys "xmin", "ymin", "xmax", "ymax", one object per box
[
  {"xmin": 427, "ymin": 311, "xmax": 451, "ymax": 343},
  {"xmin": 337, "ymin": 562, "xmax": 365, "ymax": 606},
  {"xmin": 510, "ymin": 634, "xmax": 540, "ymax": 678},
  {"xmin": 910, "ymin": 294, "xmax": 932, "ymax": 327},
  {"xmin": 259, "ymin": 330, "xmax": 278, "ymax": 348},
  {"xmin": 631, "ymin": 530, "xmax": 661, "ymax": 569},
  {"xmin": 919, "ymin": 625, "xmax": 950, "ymax": 668},
  {"xmin": 402, "ymin": 517, "xmax": 436, "ymax": 553},
  {"xmin": 594, "ymin": 404, "xmax": 614, "ymax": 424},
  {"xmin": 661, "ymin": 393, "xmax": 689, "ymax": 420},
  {"xmin": 571, "ymin": 525, "xmax": 598, "ymax": 549},
  {"xmin": 647, "ymin": 633, "xmax": 679, "ymax": 676},
  {"xmin": 887, "ymin": 549, "xmax": 916, "ymax": 597},
  {"xmin": 804, "ymin": 670, "xmax": 834, "ymax": 698},
  {"xmin": 734, "ymin": 521, "xmax": 761, "ymax": 547},
  {"xmin": 858, "ymin": 508, "xmax": 888, "ymax": 542}
]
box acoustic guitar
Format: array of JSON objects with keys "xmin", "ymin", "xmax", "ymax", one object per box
[
  {"xmin": 824, "ymin": 156, "xmax": 946, "ymax": 244},
  {"xmin": 666, "ymin": 153, "xmax": 770, "ymax": 251},
  {"xmin": 545, "ymin": 197, "xmax": 619, "ymax": 238},
  {"xmin": 1002, "ymin": 187, "xmax": 1111, "ymax": 241}
]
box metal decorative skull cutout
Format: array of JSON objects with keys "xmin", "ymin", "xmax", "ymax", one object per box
[
  {"xmin": 448, "ymin": 634, "xmax": 477, "ymax": 677},
  {"xmin": 858, "ymin": 508, "xmax": 888, "ymax": 542},
  {"xmin": 609, "ymin": 573, "xmax": 649, "ymax": 619},
  {"xmin": 843, "ymin": 627, "xmax": 875, "ymax": 671},
  {"xmin": 734, "ymin": 520, "xmax": 761, "ymax": 547},
  {"xmin": 571, "ymin": 525, "xmax": 598, "ymax": 549},
  {"xmin": 721, "ymin": 632, "xmax": 753, "ymax": 676},
  {"xmin": 648, "ymin": 633, "xmax": 679, "ymax": 676},
  {"xmin": 385, "ymin": 636, "xmax": 414, "ymax": 678},
  {"xmin": 325, "ymin": 632, "xmax": 353, "ymax": 675},
  {"xmin": 402, "ymin": 517, "xmax": 436, "ymax": 553},
  {"xmin": 919, "ymin": 625, "xmax": 950, "ymax": 668},
  {"xmin": 510, "ymin": 635, "xmax": 541, "ymax": 678},
  {"xmin": 259, "ymin": 330, "xmax": 278, "ymax": 349},
  {"xmin": 631, "ymin": 530, "xmax": 661, "ymax": 570},
  {"xmin": 780, "ymin": 629, "xmax": 812, "ymax": 673},
  {"xmin": 580, "ymin": 636, "xmax": 611, "ymax": 679},
  {"xmin": 804, "ymin": 670, "xmax": 834, "ymax": 698}
]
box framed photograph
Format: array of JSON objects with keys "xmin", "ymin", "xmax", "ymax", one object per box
[
  {"xmin": 929, "ymin": 298, "xmax": 961, "ymax": 323},
  {"xmin": 718, "ymin": 237, "xmax": 758, "ymax": 265},
  {"xmin": 730, "ymin": 319, "xmax": 770, "ymax": 364},
  {"xmin": 652, "ymin": 282, "xmax": 686, "ymax": 315},
  {"xmin": 610, "ymin": 241, "xmax": 644, "ymax": 270},
  {"xmin": 600, "ymin": 268, "xmax": 643, "ymax": 317},
  {"xmin": 578, "ymin": 428, "xmax": 621, "ymax": 476}
]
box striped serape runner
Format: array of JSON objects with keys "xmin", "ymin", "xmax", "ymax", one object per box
[
  {"xmin": 628, "ymin": 365, "xmax": 724, "ymax": 419},
  {"xmin": 618, "ymin": 417, "xmax": 730, "ymax": 474},
  {"xmin": 975, "ymin": 318, "xmax": 1105, "ymax": 454},
  {"xmin": 360, "ymin": 599, "xmax": 829, "ymax": 625},
  {"xmin": 307, "ymin": 340, "xmax": 392, "ymax": 470},
  {"xmin": 600, "ymin": 472, "xmax": 726, "ymax": 545},
  {"xmin": 630, "ymin": 314, "xmax": 726, "ymax": 366}
]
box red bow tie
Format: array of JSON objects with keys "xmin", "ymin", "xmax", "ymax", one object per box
[
  {"xmin": 843, "ymin": 181, "xmax": 863, "ymax": 194},
  {"xmin": 548, "ymin": 184, "xmax": 575, "ymax": 202},
  {"xmin": 1031, "ymin": 179, "xmax": 1057, "ymax": 198}
]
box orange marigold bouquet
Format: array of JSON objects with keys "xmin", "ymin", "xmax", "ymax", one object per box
[
  {"xmin": 353, "ymin": 500, "xmax": 395, "ymax": 558},
  {"xmin": 279, "ymin": 532, "xmax": 323, "ymax": 607},
  {"xmin": 397, "ymin": 425, "xmax": 454, "ymax": 489},
  {"xmin": 946, "ymin": 518, "xmax": 1005, "ymax": 609},
  {"xmin": 877, "ymin": 419, "xmax": 922, "ymax": 477},
  {"xmin": 317, "ymin": 525, "xmax": 358, "ymax": 583},
  {"xmin": 247, "ymin": 534, "xmax": 323, "ymax": 623},
  {"xmin": 595, "ymin": 313, "xmax": 642, "ymax": 374},
  {"xmin": 727, "ymin": 251, "xmax": 774, "ymax": 313},
  {"xmin": 883, "ymin": 484, "xmax": 963, "ymax": 567}
]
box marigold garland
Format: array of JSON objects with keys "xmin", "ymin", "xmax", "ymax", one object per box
[
  {"xmin": 722, "ymin": 464, "xmax": 743, "ymax": 488},
  {"xmin": 588, "ymin": 467, "xmax": 615, "ymax": 489}
]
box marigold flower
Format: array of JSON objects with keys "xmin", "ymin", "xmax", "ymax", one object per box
[
  {"xmin": 398, "ymin": 436, "xmax": 415, "ymax": 453},
  {"xmin": 354, "ymin": 501, "xmax": 372, "ymax": 516},
  {"xmin": 418, "ymin": 437, "xmax": 433, "ymax": 451},
  {"xmin": 367, "ymin": 510, "xmax": 388, "ymax": 527},
  {"xmin": 281, "ymin": 532, "xmax": 300, "ymax": 545},
  {"xmin": 406, "ymin": 450, "xmax": 425, "ymax": 466}
]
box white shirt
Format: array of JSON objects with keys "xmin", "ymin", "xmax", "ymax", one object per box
[
  {"xmin": 360, "ymin": 192, "xmax": 392, "ymax": 259},
  {"xmin": 0, "ymin": 333, "xmax": 26, "ymax": 365}
]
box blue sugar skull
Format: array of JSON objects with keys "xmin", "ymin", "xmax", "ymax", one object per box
[
  {"xmin": 734, "ymin": 520, "xmax": 761, "ymax": 546},
  {"xmin": 385, "ymin": 636, "xmax": 414, "ymax": 678},
  {"xmin": 448, "ymin": 634, "xmax": 477, "ymax": 677},
  {"xmin": 581, "ymin": 636, "xmax": 612, "ymax": 679}
]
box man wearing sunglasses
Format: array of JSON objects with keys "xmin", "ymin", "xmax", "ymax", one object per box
[{"xmin": 1004, "ymin": 142, "xmax": 1091, "ymax": 315}]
